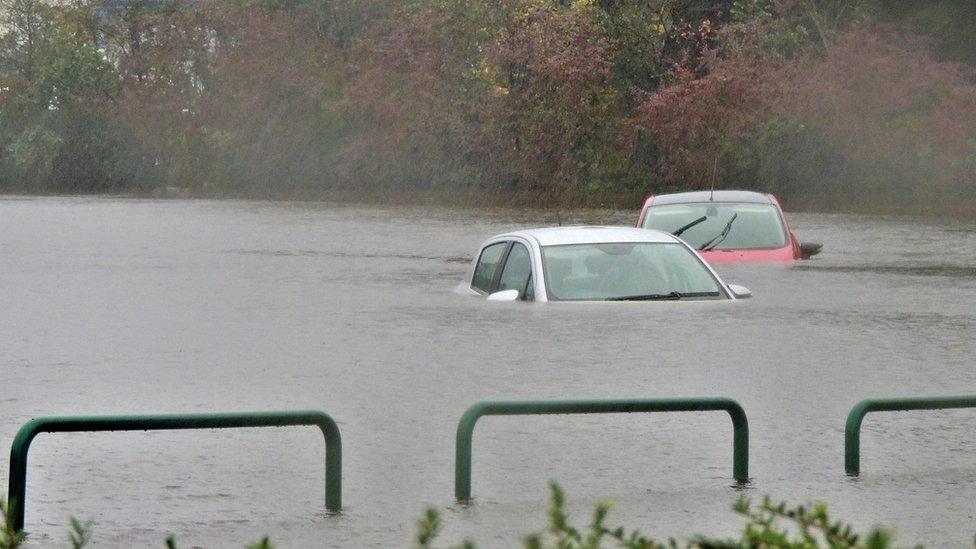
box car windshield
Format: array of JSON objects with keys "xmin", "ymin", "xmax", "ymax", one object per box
[
  {"xmin": 642, "ymin": 203, "xmax": 787, "ymax": 250},
  {"xmin": 541, "ymin": 242, "xmax": 724, "ymax": 301}
]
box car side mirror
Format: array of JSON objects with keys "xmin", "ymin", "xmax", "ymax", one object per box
[
  {"xmin": 728, "ymin": 284, "xmax": 752, "ymax": 299},
  {"xmin": 800, "ymin": 242, "xmax": 823, "ymax": 259},
  {"xmin": 487, "ymin": 289, "xmax": 520, "ymax": 302}
]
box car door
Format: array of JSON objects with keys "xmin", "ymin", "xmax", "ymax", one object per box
[
  {"xmin": 471, "ymin": 241, "xmax": 509, "ymax": 295},
  {"xmin": 470, "ymin": 240, "xmax": 537, "ymax": 300},
  {"xmin": 495, "ymin": 241, "xmax": 535, "ymax": 300}
]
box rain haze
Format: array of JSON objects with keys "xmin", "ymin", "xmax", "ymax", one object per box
[{"xmin": 1, "ymin": 1, "xmax": 975, "ymax": 548}]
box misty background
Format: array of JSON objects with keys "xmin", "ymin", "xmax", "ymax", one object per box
[{"xmin": 0, "ymin": 0, "xmax": 974, "ymax": 214}]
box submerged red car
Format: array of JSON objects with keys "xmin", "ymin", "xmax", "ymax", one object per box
[{"xmin": 636, "ymin": 190, "xmax": 822, "ymax": 264}]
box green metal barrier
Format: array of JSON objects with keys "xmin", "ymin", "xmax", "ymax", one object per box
[
  {"xmin": 845, "ymin": 395, "xmax": 976, "ymax": 476},
  {"xmin": 7, "ymin": 410, "xmax": 342, "ymax": 532},
  {"xmin": 455, "ymin": 398, "xmax": 749, "ymax": 503}
]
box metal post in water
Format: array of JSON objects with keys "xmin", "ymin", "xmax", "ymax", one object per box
[
  {"xmin": 7, "ymin": 410, "xmax": 342, "ymax": 532},
  {"xmin": 845, "ymin": 395, "xmax": 976, "ymax": 476},
  {"xmin": 454, "ymin": 397, "xmax": 749, "ymax": 503}
]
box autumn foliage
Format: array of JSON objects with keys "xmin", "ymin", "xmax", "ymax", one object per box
[{"xmin": 1, "ymin": 0, "xmax": 975, "ymax": 214}]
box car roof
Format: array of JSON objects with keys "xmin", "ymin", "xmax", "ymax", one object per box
[
  {"xmin": 493, "ymin": 226, "xmax": 679, "ymax": 247},
  {"xmin": 652, "ymin": 190, "xmax": 772, "ymax": 205}
]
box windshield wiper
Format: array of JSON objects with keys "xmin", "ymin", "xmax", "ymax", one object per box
[
  {"xmin": 699, "ymin": 213, "xmax": 738, "ymax": 251},
  {"xmin": 607, "ymin": 291, "xmax": 684, "ymax": 301},
  {"xmin": 606, "ymin": 291, "xmax": 722, "ymax": 301},
  {"xmin": 672, "ymin": 215, "xmax": 707, "ymax": 238}
]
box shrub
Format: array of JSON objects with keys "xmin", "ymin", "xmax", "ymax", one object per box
[
  {"xmin": 0, "ymin": 484, "xmax": 941, "ymax": 548},
  {"xmin": 630, "ymin": 2, "xmax": 976, "ymax": 214},
  {"xmin": 417, "ymin": 482, "xmax": 909, "ymax": 549}
]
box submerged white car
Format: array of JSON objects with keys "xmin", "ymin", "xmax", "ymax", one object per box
[{"xmin": 461, "ymin": 226, "xmax": 751, "ymax": 302}]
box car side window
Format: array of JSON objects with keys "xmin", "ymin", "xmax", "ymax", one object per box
[
  {"xmin": 472, "ymin": 242, "xmax": 507, "ymax": 293},
  {"xmin": 497, "ymin": 242, "xmax": 533, "ymax": 298}
]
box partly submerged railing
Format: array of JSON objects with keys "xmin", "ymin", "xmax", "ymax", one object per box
[
  {"xmin": 7, "ymin": 410, "xmax": 342, "ymax": 532},
  {"xmin": 845, "ymin": 395, "xmax": 976, "ymax": 476},
  {"xmin": 454, "ymin": 398, "xmax": 749, "ymax": 503},
  {"xmin": 20, "ymin": 394, "xmax": 976, "ymax": 529}
]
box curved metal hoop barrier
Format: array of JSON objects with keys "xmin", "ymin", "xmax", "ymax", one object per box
[
  {"xmin": 454, "ymin": 398, "xmax": 749, "ymax": 503},
  {"xmin": 845, "ymin": 395, "xmax": 976, "ymax": 476},
  {"xmin": 7, "ymin": 410, "xmax": 342, "ymax": 532}
]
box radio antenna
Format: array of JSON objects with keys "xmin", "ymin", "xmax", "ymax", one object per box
[{"xmin": 709, "ymin": 156, "xmax": 718, "ymax": 201}]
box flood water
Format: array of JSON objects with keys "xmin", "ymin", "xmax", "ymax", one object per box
[{"xmin": 1, "ymin": 196, "xmax": 975, "ymax": 547}]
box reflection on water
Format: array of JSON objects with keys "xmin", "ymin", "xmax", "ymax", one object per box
[{"xmin": 1, "ymin": 198, "xmax": 975, "ymax": 546}]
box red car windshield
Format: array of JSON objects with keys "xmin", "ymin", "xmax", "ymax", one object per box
[{"xmin": 643, "ymin": 203, "xmax": 788, "ymax": 250}]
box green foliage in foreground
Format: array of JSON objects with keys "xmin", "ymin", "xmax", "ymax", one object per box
[
  {"xmin": 416, "ymin": 482, "xmax": 915, "ymax": 549},
  {"xmin": 0, "ymin": 500, "xmax": 23, "ymax": 549},
  {"xmin": 0, "ymin": 483, "xmax": 956, "ymax": 548}
]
